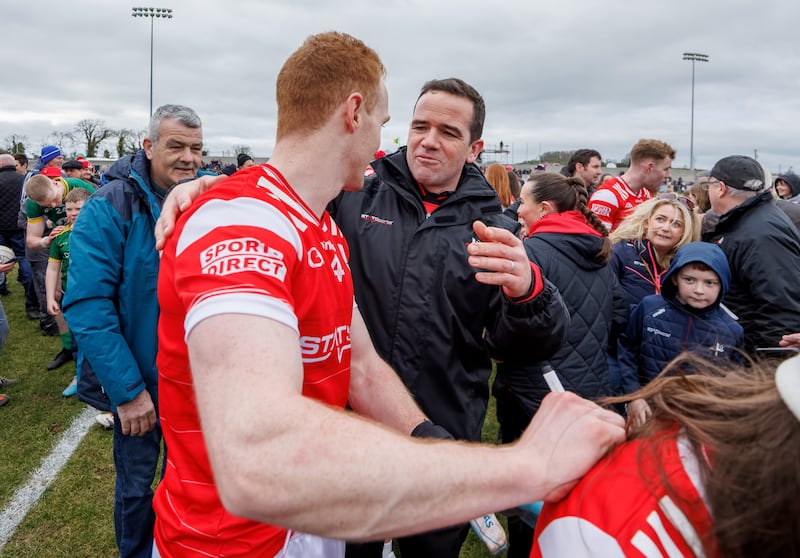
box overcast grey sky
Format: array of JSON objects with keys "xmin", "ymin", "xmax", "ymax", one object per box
[{"xmin": 2, "ymin": 0, "xmax": 798, "ymax": 172}]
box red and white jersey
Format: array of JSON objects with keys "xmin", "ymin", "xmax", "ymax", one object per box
[
  {"xmin": 154, "ymin": 164, "xmax": 354, "ymax": 557},
  {"xmin": 531, "ymin": 431, "xmax": 717, "ymax": 558},
  {"xmin": 588, "ymin": 177, "xmax": 652, "ymax": 231}
]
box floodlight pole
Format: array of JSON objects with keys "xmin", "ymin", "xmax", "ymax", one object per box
[
  {"xmin": 132, "ymin": 7, "xmax": 174, "ymax": 117},
  {"xmin": 683, "ymin": 52, "xmax": 709, "ymax": 171}
]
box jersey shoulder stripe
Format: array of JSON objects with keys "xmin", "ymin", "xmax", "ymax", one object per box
[{"xmin": 176, "ymin": 197, "xmax": 303, "ymax": 262}]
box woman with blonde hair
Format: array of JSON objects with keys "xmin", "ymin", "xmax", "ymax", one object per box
[
  {"xmin": 609, "ymin": 196, "xmax": 699, "ymax": 305},
  {"xmin": 606, "ymin": 196, "xmax": 700, "ymax": 395},
  {"xmin": 531, "ymin": 353, "xmax": 800, "ymax": 558},
  {"xmin": 484, "ymin": 163, "xmax": 514, "ymax": 208}
]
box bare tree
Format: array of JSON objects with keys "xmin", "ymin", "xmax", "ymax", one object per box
[
  {"xmin": 41, "ymin": 131, "xmax": 76, "ymax": 157},
  {"xmin": 113, "ymin": 129, "xmax": 146, "ymax": 157},
  {"xmin": 232, "ymin": 145, "xmax": 252, "ymax": 156},
  {"xmin": 126, "ymin": 129, "xmax": 146, "ymax": 155},
  {"xmin": 74, "ymin": 119, "xmax": 113, "ymax": 157},
  {"xmin": 3, "ymin": 134, "xmax": 28, "ymax": 154}
]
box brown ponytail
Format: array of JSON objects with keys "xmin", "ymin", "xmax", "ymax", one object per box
[{"xmin": 565, "ymin": 176, "xmax": 612, "ymax": 263}]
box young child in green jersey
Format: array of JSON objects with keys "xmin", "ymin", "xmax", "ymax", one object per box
[{"xmin": 45, "ymin": 187, "xmax": 91, "ymax": 394}]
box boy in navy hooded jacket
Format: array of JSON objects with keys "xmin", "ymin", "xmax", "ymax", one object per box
[{"xmin": 619, "ymin": 241, "xmax": 744, "ymax": 426}]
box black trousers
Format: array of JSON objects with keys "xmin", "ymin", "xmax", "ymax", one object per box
[{"xmin": 345, "ymin": 522, "xmax": 469, "ymax": 558}]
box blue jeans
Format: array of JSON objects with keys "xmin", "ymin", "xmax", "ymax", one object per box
[
  {"xmin": 0, "ymin": 230, "xmax": 34, "ymax": 307},
  {"xmin": 112, "ymin": 401, "xmax": 164, "ymax": 558}
]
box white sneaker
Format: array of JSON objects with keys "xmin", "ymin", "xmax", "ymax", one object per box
[{"xmin": 95, "ymin": 412, "xmax": 114, "ymax": 429}]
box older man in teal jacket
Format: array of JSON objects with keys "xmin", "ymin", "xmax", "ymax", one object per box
[{"xmin": 64, "ymin": 104, "xmax": 203, "ymax": 558}]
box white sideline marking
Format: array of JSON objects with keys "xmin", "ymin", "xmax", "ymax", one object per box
[{"xmin": 0, "ymin": 406, "xmax": 96, "ymax": 549}]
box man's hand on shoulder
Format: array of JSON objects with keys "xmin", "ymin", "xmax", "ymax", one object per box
[
  {"xmin": 517, "ymin": 391, "xmax": 625, "ymax": 503},
  {"xmin": 155, "ymin": 174, "xmax": 227, "ymax": 250}
]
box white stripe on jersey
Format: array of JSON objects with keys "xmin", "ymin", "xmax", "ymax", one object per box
[
  {"xmin": 537, "ymin": 517, "xmax": 626, "ymax": 557},
  {"xmin": 257, "ymin": 173, "xmax": 316, "ymax": 229},
  {"xmin": 631, "ymin": 529, "xmax": 664, "ymax": 558},
  {"xmin": 176, "ymin": 197, "xmax": 303, "ymax": 262},
  {"xmin": 645, "ymin": 509, "xmax": 683, "ymax": 558},
  {"xmin": 659, "ymin": 495, "xmax": 706, "ymax": 558},
  {"xmin": 677, "ymin": 433, "xmax": 709, "ymax": 509},
  {"xmin": 589, "ymin": 188, "xmax": 619, "ymax": 207},
  {"xmin": 184, "ymin": 290, "xmax": 298, "ymax": 342}
]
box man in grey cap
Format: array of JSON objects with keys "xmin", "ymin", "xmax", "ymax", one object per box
[{"xmin": 702, "ymin": 155, "xmax": 800, "ymax": 353}]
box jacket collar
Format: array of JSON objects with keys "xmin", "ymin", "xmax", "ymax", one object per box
[{"xmin": 373, "ymin": 147, "xmax": 500, "ymax": 209}]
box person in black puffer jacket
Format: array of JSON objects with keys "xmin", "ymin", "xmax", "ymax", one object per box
[
  {"xmin": 702, "ymin": 155, "xmax": 800, "ymax": 353},
  {"xmin": 493, "ymin": 172, "xmax": 626, "ymax": 558}
]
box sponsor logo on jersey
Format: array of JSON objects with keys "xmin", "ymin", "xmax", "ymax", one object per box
[
  {"xmin": 201, "ymin": 237, "xmax": 287, "ymax": 280},
  {"xmin": 360, "ymin": 213, "xmax": 394, "ymax": 226},
  {"xmin": 300, "ymin": 325, "xmax": 351, "ymax": 363},
  {"xmin": 591, "ymin": 205, "xmax": 611, "ymax": 217}
]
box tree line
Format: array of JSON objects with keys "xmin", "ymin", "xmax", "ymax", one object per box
[{"xmin": 2, "ymin": 120, "xmax": 147, "ymax": 159}]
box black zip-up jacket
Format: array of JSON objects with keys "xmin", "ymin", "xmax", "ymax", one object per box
[
  {"xmin": 329, "ymin": 148, "xmax": 568, "ymax": 441},
  {"xmin": 702, "ymin": 190, "xmax": 800, "ymax": 352}
]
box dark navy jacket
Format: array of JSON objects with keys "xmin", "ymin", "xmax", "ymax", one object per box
[
  {"xmin": 329, "ymin": 148, "xmax": 569, "ymax": 441},
  {"xmin": 495, "ymin": 211, "xmax": 626, "ymax": 417},
  {"xmin": 618, "ymin": 242, "xmax": 744, "ymax": 393},
  {"xmin": 610, "ymin": 237, "xmax": 666, "ymax": 312}
]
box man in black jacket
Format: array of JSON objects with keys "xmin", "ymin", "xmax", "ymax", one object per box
[
  {"xmin": 702, "ymin": 155, "xmax": 800, "ymax": 353},
  {"xmin": 331, "ymin": 78, "xmax": 569, "ymax": 558},
  {"xmin": 0, "ymin": 154, "xmax": 33, "ymax": 305}
]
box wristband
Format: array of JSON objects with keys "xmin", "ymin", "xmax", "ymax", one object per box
[{"xmin": 410, "ymin": 420, "xmax": 454, "ymax": 440}]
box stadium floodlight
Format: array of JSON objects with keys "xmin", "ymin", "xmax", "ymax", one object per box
[
  {"xmin": 683, "ymin": 52, "xmax": 709, "ymax": 171},
  {"xmin": 132, "ymin": 7, "xmax": 174, "ymax": 116}
]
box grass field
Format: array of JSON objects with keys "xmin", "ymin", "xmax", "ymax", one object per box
[{"xmin": 0, "ymin": 268, "xmax": 508, "ymax": 558}]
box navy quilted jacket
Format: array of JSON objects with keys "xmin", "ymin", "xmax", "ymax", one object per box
[
  {"xmin": 495, "ymin": 211, "xmax": 626, "ymax": 416},
  {"xmin": 618, "ymin": 242, "xmax": 744, "ymax": 393}
]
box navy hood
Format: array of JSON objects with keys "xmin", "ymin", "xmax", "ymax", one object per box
[
  {"xmin": 661, "ymin": 241, "xmax": 731, "ymax": 305},
  {"xmin": 775, "ymin": 172, "xmax": 800, "ymax": 199}
]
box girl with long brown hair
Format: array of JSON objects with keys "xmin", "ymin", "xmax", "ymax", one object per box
[{"xmin": 531, "ymin": 353, "xmax": 800, "ymax": 558}]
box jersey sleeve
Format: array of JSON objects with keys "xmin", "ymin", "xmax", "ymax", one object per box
[
  {"xmin": 48, "ymin": 239, "xmax": 62, "ymax": 261},
  {"xmin": 26, "ymin": 198, "xmax": 44, "ymax": 222},
  {"xmin": 171, "ymin": 196, "xmax": 303, "ymax": 341},
  {"xmin": 588, "ymin": 188, "xmax": 619, "ymax": 230}
]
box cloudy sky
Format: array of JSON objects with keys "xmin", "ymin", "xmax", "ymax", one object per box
[{"xmin": 3, "ymin": 0, "xmax": 798, "ymax": 173}]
